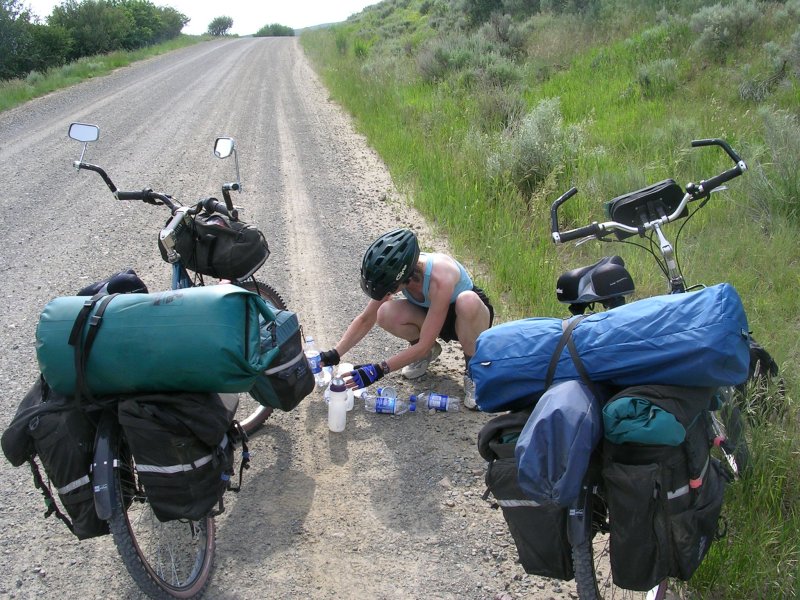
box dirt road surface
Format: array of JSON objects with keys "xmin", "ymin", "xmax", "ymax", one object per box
[{"xmin": 0, "ymin": 38, "xmax": 574, "ymax": 600}]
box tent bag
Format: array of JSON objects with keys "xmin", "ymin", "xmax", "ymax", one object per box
[
  {"xmin": 601, "ymin": 385, "xmax": 728, "ymax": 590},
  {"xmin": 470, "ymin": 284, "xmax": 750, "ymax": 412},
  {"xmin": 515, "ymin": 380, "xmax": 603, "ymax": 507},
  {"xmin": 118, "ymin": 392, "xmax": 236, "ymax": 522},
  {"xmin": 158, "ymin": 211, "xmax": 270, "ymax": 281},
  {"xmin": 249, "ymin": 305, "xmax": 315, "ymax": 411},
  {"xmin": 36, "ymin": 284, "xmax": 279, "ymax": 396},
  {"xmin": 478, "ymin": 409, "xmax": 573, "ymax": 580},
  {"xmin": 2, "ymin": 377, "xmax": 108, "ymax": 539}
]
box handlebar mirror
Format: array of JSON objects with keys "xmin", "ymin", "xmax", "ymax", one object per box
[
  {"xmin": 214, "ymin": 137, "xmax": 235, "ymax": 159},
  {"xmin": 68, "ymin": 122, "xmax": 99, "ymax": 143}
]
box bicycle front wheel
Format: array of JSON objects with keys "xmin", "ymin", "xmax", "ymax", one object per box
[
  {"xmin": 234, "ymin": 278, "xmax": 288, "ymax": 436},
  {"xmin": 109, "ymin": 433, "xmax": 216, "ymax": 599}
]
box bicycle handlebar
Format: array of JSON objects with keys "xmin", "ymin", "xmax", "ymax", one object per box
[{"xmin": 550, "ymin": 138, "xmax": 747, "ymax": 244}]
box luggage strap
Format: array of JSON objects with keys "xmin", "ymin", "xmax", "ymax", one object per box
[
  {"xmin": 28, "ymin": 457, "xmax": 75, "ymax": 534},
  {"xmin": 68, "ymin": 293, "xmax": 119, "ymax": 402},
  {"xmin": 544, "ymin": 316, "xmax": 603, "ymax": 398}
]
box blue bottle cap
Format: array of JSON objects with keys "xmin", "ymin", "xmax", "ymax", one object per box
[{"xmin": 409, "ymin": 394, "xmax": 417, "ymax": 402}]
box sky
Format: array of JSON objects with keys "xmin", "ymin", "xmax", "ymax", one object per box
[{"xmin": 24, "ymin": 0, "xmax": 379, "ymax": 35}]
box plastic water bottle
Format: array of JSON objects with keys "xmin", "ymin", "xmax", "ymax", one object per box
[
  {"xmin": 327, "ymin": 377, "xmax": 347, "ymax": 432},
  {"xmin": 304, "ymin": 336, "xmax": 326, "ymax": 388},
  {"xmin": 362, "ymin": 387, "xmax": 415, "ymax": 415},
  {"xmin": 412, "ymin": 390, "xmax": 461, "ymax": 412}
]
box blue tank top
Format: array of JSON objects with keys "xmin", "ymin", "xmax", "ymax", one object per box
[{"xmin": 402, "ymin": 253, "xmax": 473, "ymax": 308}]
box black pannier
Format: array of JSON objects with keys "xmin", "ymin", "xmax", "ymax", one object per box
[
  {"xmin": 1, "ymin": 376, "xmax": 109, "ymax": 539},
  {"xmin": 478, "ymin": 409, "xmax": 574, "ymax": 580},
  {"xmin": 601, "ymin": 384, "xmax": 729, "ymax": 590},
  {"xmin": 118, "ymin": 392, "xmax": 236, "ymax": 522},
  {"xmin": 158, "ymin": 211, "xmax": 270, "ymax": 281},
  {"xmin": 249, "ymin": 303, "xmax": 315, "ymax": 412}
]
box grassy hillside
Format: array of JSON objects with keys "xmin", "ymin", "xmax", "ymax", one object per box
[{"xmin": 301, "ymin": 0, "xmax": 799, "ymax": 597}]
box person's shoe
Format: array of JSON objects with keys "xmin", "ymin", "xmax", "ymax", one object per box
[
  {"xmin": 401, "ymin": 341, "xmax": 442, "ymax": 379},
  {"xmin": 463, "ymin": 375, "xmax": 479, "ymax": 411}
]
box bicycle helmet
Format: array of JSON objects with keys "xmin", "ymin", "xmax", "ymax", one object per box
[{"xmin": 360, "ymin": 228, "xmax": 420, "ymax": 300}]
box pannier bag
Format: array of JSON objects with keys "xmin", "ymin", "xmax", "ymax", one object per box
[
  {"xmin": 158, "ymin": 210, "xmax": 270, "ymax": 281},
  {"xmin": 515, "ymin": 380, "xmax": 604, "ymax": 507},
  {"xmin": 470, "ymin": 283, "xmax": 750, "ymax": 412},
  {"xmin": 249, "ymin": 303, "xmax": 315, "ymax": 411},
  {"xmin": 1, "ymin": 376, "xmax": 109, "ymax": 539},
  {"xmin": 36, "ymin": 284, "xmax": 280, "ymax": 396},
  {"xmin": 601, "ymin": 384, "xmax": 728, "ymax": 590},
  {"xmin": 478, "ymin": 409, "xmax": 574, "ymax": 580},
  {"xmin": 118, "ymin": 392, "xmax": 236, "ymax": 522}
]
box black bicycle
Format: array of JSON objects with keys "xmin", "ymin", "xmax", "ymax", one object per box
[
  {"xmin": 549, "ymin": 138, "xmax": 771, "ymax": 600},
  {"xmin": 67, "ymin": 123, "xmax": 286, "ymax": 598}
]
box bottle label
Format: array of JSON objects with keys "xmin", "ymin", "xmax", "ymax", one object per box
[
  {"xmin": 375, "ymin": 397, "xmax": 396, "ymax": 414},
  {"xmin": 429, "ymin": 393, "xmax": 449, "ymax": 411},
  {"xmin": 305, "ymin": 352, "xmax": 322, "ymax": 374}
]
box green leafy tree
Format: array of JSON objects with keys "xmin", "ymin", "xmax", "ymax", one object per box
[
  {"xmin": 50, "ymin": 0, "xmax": 134, "ymax": 59},
  {"xmin": 207, "ymin": 15, "xmax": 233, "ymax": 36},
  {"xmin": 254, "ymin": 23, "xmax": 294, "ymax": 37}
]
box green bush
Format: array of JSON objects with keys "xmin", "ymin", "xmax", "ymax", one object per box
[
  {"xmin": 637, "ymin": 58, "xmax": 678, "ymax": 97},
  {"xmin": 487, "ymin": 97, "xmax": 584, "ymax": 196},
  {"xmin": 255, "ymin": 23, "xmax": 294, "ymax": 37},
  {"xmin": 689, "ymin": 0, "xmax": 761, "ymax": 59}
]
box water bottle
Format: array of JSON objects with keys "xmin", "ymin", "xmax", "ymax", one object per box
[
  {"xmin": 412, "ymin": 390, "xmax": 461, "ymax": 412},
  {"xmin": 304, "ymin": 336, "xmax": 326, "ymax": 388},
  {"xmin": 327, "ymin": 377, "xmax": 348, "ymax": 432},
  {"xmin": 362, "ymin": 387, "xmax": 415, "ymax": 415}
]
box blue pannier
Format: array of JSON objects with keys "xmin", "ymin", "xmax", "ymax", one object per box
[
  {"xmin": 515, "ymin": 380, "xmax": 604, "ymax": 507},
  {"xmin": 469, "ymin": 283, "xmax": 750, "ymax": 413}
]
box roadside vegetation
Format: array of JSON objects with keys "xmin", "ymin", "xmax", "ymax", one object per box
[{"xmin": 300, "ymin": 0, "xmax": 800, "ymax": 597}]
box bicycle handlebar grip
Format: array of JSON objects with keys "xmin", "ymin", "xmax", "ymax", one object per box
[
  {"xmin": 550, "ymin": 187, "xmax": 579, "ymax": 234},
  {"xmin": 691, "ymin": 138, "xmax": 743, "ymax": 164},
  {"xmin": 115, "ymin": 190, "xmax": 146, "ymax": 201},
  {"xmin": 202, "ymin": 197, "xmax": 230, "ymax": 217},
  {"xmin": 553, "ymin": 222, "xmax": 602, "ymax": 244},
  {"xmin": 699, "ymin": 167, "xmax": 742, "ymax": 195}
]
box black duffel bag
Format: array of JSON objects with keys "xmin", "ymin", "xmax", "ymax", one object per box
[
  {"xmin": 159, "ymin": 210, "xmax": 270, "ymax": 281},
  {"xmin": 118, "ymin": 392, "xmax": 237, "ymax": 522}
]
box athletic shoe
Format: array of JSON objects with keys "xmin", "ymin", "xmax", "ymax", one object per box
[
  {"xmin": 463, "ymin": 375, "xmax": 479, "ymax": 411},
  {"xmin": 401, "ymin": 341, "xmax": 442, "ymax": 379}
]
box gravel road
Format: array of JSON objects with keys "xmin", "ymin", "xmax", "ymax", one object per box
[{"xmin": 0, "ymin": 38, "xmax": 576, "ymax": 600}]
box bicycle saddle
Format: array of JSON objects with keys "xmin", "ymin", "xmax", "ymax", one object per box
[{"xmin": 556, "ymin": 255, "xmax": 635, "ymax": 314}]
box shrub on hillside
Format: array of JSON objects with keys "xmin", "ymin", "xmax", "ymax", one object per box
[
  {"xmin": 487, "ymin": 97, "xmax": 584, "ymax": 196},
  {"xmin": 637, "ymin": 58, "xmax": 678, "ymax": 97},
  {"xmin": 689, "ymin": 1, "xmax": 761, "ymax": 59}
]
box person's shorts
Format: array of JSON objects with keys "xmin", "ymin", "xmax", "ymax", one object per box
[{"xmin": 437, "ymin": 285, "xmax": 494, "ymax": 342}]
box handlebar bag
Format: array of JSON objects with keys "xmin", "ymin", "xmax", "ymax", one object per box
[
  {"xmin": 470, "ymin": 283, "xmax": 750, "ymax": 413},
  {"xmin": 1, "ymin": 376, "xmax": 109, "ymax": 539},
  {"xmin": 249, "ymin": 303, "xmax": 315, "ymax": 411},
  {"xmin": 118, "ymin": 391, "xmax": 236, "ymax": 522},
  {"xmin": 478, "ymin": 407, "xmax": 574, "ymax": 580},
  {"xmin": 159, "ymin": 212, "xmax": 270, "ymax": 281},
  {"xmin": 36, "ymin": 284, "xmax": 280, "ymax": 396}
]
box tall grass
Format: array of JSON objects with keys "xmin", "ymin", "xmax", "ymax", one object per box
[
  {"xmin": 301, "ymin": 1, "xmax": 799, "ymax": 596},
  {"xmin": 0, "ymin": 35, "xmax": 207, "ymax": 113}
]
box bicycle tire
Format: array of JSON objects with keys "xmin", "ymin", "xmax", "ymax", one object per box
[
  {"xmin": 108, "ymin": 432, "xmax": 216, "ymax": 599},
  {"xmin": 572, "ymin": 496, "xmax": 668, "ymax": 600},
  {"xmin": 233, "ymin": 278, "xmax": 287, "ymax": 436}
]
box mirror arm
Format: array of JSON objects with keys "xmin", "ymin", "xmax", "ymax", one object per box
[{"xmin": 221, "ymin": 184, "xmax": 238, "ymax": 220}]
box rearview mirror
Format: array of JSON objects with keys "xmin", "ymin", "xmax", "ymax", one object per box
[
  {"xmin": 214, "ymin": 137, "xmax": 235, "ymax": 159},
  {"xmin": 68, "ymin": 122, "xmax": 99, "ymax": 143}
]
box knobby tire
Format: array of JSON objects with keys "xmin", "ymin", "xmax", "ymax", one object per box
[{"xmin": 108, "ymin": 433, "xmax": 215, "ymax": 599}]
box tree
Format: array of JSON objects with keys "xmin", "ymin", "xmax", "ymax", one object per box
[
  {"xmin": 50, "ymin": 0, "xmax": 134, "ymax": 59},
  {"xmin": 254, "ymin": 23, "xmax": 294, "ymax": 37},
  {"xmin": 207, "ymin": 15, "xmax": 233, "ymax": 36}
]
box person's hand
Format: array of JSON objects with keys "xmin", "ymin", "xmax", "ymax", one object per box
[
  {"xmin": 320, "ymin": 348, "xmax": 340, "ymax": 367},
  {"xmin": 346, "ymin": 363, "xmax": 385, "ymax": 390}
]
